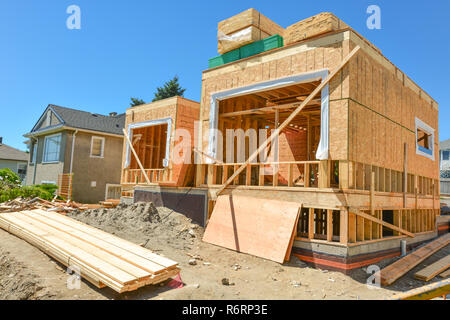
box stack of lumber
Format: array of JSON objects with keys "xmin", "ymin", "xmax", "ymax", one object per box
[
  {"xmin": 218, "ymin": 8, "xmax": 285, "ymax": 54},
  {"xmin": 0, "ymin": 209, "xmax": 179, "ymax": 293},
  {"xmin": 378, "ymin": 233, "xmax": 450, "ymax": 286},
  {"xmin": 284, "ymin": 12, "xmax": 349, "ymax": 46},
  {"xmin": 0, "ymin": 197, "xmax": 123, "ymax": 214},
  {"xmin": 0, "ymin": 197, "xmax": 80, "ymax": 214},
  {"xmin": 414, "ymin": 255, "xmax": 450, "ymax": 281}
]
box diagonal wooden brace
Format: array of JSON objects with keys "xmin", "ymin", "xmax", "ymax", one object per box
[{"xmin": 213, "ymin": 45, "xmax": 361, "ymax": 198}]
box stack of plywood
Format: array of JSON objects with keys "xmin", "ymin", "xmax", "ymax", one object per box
[
  {"xmin": 0, "ymin": 209, "xmax": 180, "ymax": 293},
  {"xmin": 217, "ymin": 8, "xmax": 285, "ymax": 54},
  {"xmin": 284, "ymin": 12, "xmax": 349, "ymax": 46}
]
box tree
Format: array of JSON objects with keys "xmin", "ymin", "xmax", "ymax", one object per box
[
  {"xmin": 152, "ymin": 76, "xmax": 186, "ymax": 102},
  {"xmin": 130, "ymin": 97, "xmax": 146, "ymax": 107}
]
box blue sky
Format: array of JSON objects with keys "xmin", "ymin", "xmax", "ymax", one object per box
[{"xmin": 1, "ymin": 0, "xmax": 449, "ymax": 151}]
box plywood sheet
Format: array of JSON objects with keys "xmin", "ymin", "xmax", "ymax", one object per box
[{"xmin": 203, "ymin": 195, "xmax": 301, "ymax": 263}]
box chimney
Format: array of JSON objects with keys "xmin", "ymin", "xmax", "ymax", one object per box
[{"xmin": 109, "ymin": 112, "xmax": 118, "ymax": 117}]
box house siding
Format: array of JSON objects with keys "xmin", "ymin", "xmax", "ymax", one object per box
[{"xmin": 71, "ymin": 131, "xmax": 123, "ymax": 203}]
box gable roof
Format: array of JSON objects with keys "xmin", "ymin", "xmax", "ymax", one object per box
[
  {"xmin": 28, "ymin": 104, "xmax": 125, "ymax": 136},
  {"xmin": 0, "ymin": 143, "xmax": 28, "ymax": 162},
  {"xmin": 440, "ymin": 139, "xmax": 450, "ymax": 151}
]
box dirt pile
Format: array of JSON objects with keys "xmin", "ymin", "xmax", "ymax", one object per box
[
  {"xmin": 0, "ymin": 249, "xmax": 43, "ymax": 300},
  {"xmin": 68, "ymin": 202, "xmax": 202, "ymax": 251}
]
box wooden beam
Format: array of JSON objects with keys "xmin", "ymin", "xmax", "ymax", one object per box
[
  {"xmin": 327, "ymin": 209, "xmax": 333, "ymax": 242},
  {"xmin": 349, "ymin": 207, "xmax": 414, "ymax": 238},
  {"xmin": 403, "ymin": 143, "xmax": 408, "ymax": 207},
  {"xmin": 213, "ymin": 46, "xmax": 361, "ymax": 198},
  {"xmin": 123, "ymin": 129, "xmax": 151, "ymax": 185},
  {"xmin": 308, "ymin": 208, "xmax": 315, "ymax": 239}
]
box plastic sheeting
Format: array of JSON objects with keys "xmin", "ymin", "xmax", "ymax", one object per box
[
  {"xmin": 218, "ymin": 26, "xmax": 253, "ymax": 43},
  {"xmin": 207, "ymin": 69, "xmax": 330, "ymax": 163},
  {"xmin": 124, "ymin": 118, "xmax": 172, "ymax": 168}
]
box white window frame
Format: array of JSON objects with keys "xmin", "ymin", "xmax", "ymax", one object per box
[
  {"xmin": 90, "ymin": 136, "xmax": 105, "ymax": 158},
  {"xmin": 43, "ymin": 133, "xmax": 62, "ymax": 163},
  {"xmin": 31, "ymin": 142, "xmax": 37, "ymax": 164},
  {"xmin": 415, "ymin": 117, "xmax": 435, "ymax": 161}
]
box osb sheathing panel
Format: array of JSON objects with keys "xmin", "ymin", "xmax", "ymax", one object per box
[
  {"xmin": 200, "ymin": 32, "xmax": 351, "ymax": 161},
  {"xmin": 122, "ymin": 97, "xmax": 200, "ymax": 186},
  {"xmin": 347, "ymin": 40, "xmax": 439, "ymax": 179}
]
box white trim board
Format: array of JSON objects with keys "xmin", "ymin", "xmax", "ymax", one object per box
[
  {"xmin": 124, "ymin": 118, "xmax": 172, "ymax": 168},
  {"xmin": 90, "ymin": 136, "xmax": 105, "ymax": 158},
  {"xmin": 415, "ymin": 117, "xmax": 435, "ymax": 161},
  {"xmin": 207, "ymin": 69, "xmax": 330, "ymax": 163}
]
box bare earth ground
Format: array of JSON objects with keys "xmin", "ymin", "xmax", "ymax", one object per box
[{"xmin": 0, "ymin": 202, "xmax": 448, "ymax": 300}]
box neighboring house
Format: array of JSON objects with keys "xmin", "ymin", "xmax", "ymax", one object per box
[
  {"xmin": 439, "ymin": 139, "xmax": 450, "ymax": 195},
  {"xmin": 24, "ymin": 104, "xmax": 125, "ymax": 203},
  {"xmin": 0, "ymin": 137, "xmax": 28, "ymax": 182},
  {"xmin": 439, "ymin": 139, "xmax": 450, "ymax": 170}
]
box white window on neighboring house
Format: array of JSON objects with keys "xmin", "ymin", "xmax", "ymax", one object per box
[
  {"xmin": 415, "ymin": 118, "xmax": 435, "ymax": 160},
  {"xmin": 17, "ymin": 163, "xmax": 27, "ymax": 182},
  {"xmin": 90, "ymin": 136, "xmax": 105, "ymax": 158},
  {"xmin": 43, "ymin": 133, "xmax": 62, "ymax": 163},
  {"xmin": 31, "ymin": 143, "xmax": 37, "ymax": 164},
  {"xmin": 443, "ymin": 151, "xmax": 450, "ymax": 161}
]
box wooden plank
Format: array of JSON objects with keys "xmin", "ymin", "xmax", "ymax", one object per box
[
  {"xmin": 22, "ymin": 210, "xmax": 169, "ymax": 274},
  {"xmin": 202, "ymin": 195, "xmax": 301, "ymax": 263},
  {"xmin": 378, "ymin": 233, "xmax": 450, "ymax": 286},
  {"xmin": 439, "ymin": 269, "xmax": 450, "ymax": 278},
  {"xmin": 32, "ymin": 209, "xmax": 177, "ymax": 269},
  {"xmin": 349, "ymin": 207, "xmax": 414, "ymax": 238},
  {"xmin": 214, "ymin": 46, "xmax": 361, "ymax": 198},
  {"xmin": 390, "ymin": 279, "xmax": 450, "ymax": 300},
  {"xmin": 414, "ymin": 256, "xmax": 450, "ymax": 282}
]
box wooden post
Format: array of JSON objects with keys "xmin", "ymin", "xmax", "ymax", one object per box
[
  {"xmin": 318, "ymin": 160, "xmax": 330, "ymax": 188},
  {"xmin": 122, "ymin": 129, "xmax": 151, "ymax": 185},
  {"xmin": 288, "ymin": 163, "xmax": 294, "ymax": 187},
  {"xmin": 213, "ymin": 46, "xmax": 361, "ymax": 198},
  {"xmin": 340, "ymin": 209, "xmax": 348, "ymax": 244},
  {"xmin": 306, "ymin": 114, "xmax": 311, "ymax": 160},
  {"xmin": 327, "ymin": 209, "xmax": 333, "ymax": 242},
  {"xmin": 246, "ymin": 164, "xmax": 251, "ymax": 186},
  {"xmin": 259, "ymin": 164, "xmax": 265, "ymax": 186},
  {"xmin": 403, "ymin": 143, "xmax": 408, "ymax": 208},
  {"xmin": 304, "ymin": 163, "xmax": 310, "ymax": 187},
  {"xmin": 308, "ymin": 208, "xmax": 315, "ymax": 239}
]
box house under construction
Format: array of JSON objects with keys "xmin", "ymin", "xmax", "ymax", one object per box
[{"xmin": 122, "ymin": 10, "xmax": 442, "ymax": 272}]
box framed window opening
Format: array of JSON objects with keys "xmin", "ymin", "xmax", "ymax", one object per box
[
  {"xmin": 90, "ymin": 136, "xmax": 105, "ymax": 158},
  {"xmin": 43, "ymin": 133, "xmax": 62, "ymax": 163},
  {"xmin": 415, "ymin": 117, "xmax": 435, "ymax": 160}
]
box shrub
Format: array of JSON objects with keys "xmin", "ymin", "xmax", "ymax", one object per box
[{"xmin": 0, "ymin": 168, "xmax": 21, "ymax": 186}]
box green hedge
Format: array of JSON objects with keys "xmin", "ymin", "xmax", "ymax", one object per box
[{"xmin": 0, "ymin": 168, "xmax": 58, "ymax": 202}]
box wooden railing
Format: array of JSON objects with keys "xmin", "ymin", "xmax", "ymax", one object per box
[
  {"xmin": 197, "ymin": 161, "xmax": 320, "ymax": 188},
  {"xmin": 122, "ymin": 168, "xmax": 171, "ymax": 185}
]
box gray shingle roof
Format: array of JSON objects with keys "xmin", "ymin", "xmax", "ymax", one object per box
[
  {"xmin": 440, "ymin": 139, "xmax": 450, "ymax": 150},
  {"xmin": 48, "ymin": 105, "xmax": 125, "ymax": 135},
  {"xmin": 0, "ymin": 143, "xmax": 28, "ymax": 161}
]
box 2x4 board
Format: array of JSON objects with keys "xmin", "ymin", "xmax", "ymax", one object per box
[
  {"xmin": 0, "ymin": 209, "xmax": 179, "ymax": 293},
  {"xmin": 203, "ymin": 195, "xmax": 301, "ymax": 263}
]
